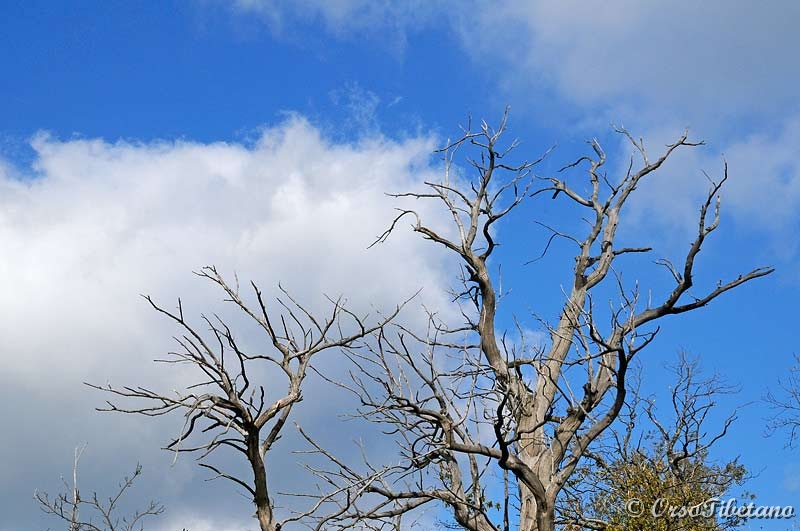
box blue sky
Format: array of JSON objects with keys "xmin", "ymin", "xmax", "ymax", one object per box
[{"xmin": 1, "ymin": 2, "xmax": 799, "ymax": 530}]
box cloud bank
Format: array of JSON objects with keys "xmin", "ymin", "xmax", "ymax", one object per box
[{"xmin": 0, "ymin": 116, "xmax": 454, "ymax": 529}]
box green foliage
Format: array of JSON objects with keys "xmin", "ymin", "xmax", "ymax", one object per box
[
  {"xmin": 586, "ymin": 448, "xmax": 748, "ymax": 531},
  {"xmin": 559, "ymin": 354, "xmax": 749, "ymax": 531}
]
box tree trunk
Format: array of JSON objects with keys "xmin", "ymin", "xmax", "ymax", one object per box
[
  {"xmin": 517, "ymin": 489, "xmax": 555, "ymax": 531},
  {"xmin": 248, "ymin": 431, "xmax": 276, "ymax": 531}
]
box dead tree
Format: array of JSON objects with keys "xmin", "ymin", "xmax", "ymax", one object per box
[
  {"xmin": 559, "ymin": 352, "xmax": 748, "ymax": 531},
  {"xmin": 300, "ymin": 110, "xmax": 772, "ymax": 531},
  {"xmin": 35, "ymin": 445, "xmax": 164, "ymax": 531},
  {"xmin": 88, "ymin": 266, "xmax": 403, "ymax": 531}
]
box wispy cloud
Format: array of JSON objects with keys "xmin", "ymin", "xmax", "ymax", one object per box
[{"xmin": 230, "ymin": 0, "xmax": 446, "ymax": 53}]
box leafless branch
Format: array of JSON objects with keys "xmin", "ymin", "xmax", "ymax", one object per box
[
  {"xmin": 35, "ymin": 446, "xmax": 164, "ymax": 531},
  {"xmin": 88, "ymin": 267, "xmax": 406, "ymax": 531},
  {"xmin": 306, "ymin": 113, "xmax": 771, "ymax": 531}
]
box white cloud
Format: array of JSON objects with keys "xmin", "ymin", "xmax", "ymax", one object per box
[
  {"xmin": 0, "ymin": 116, "xmax": 458, "ymax": 529},
  {"xmin": 719, "ymin": 117, "xmax": 800, "ymax": 229},
  {"xmin": 463, "ymin": 1, "xmax": 800, "ymax": 127},
  {"xmin": 612, "ymin": 115, "xmax": 800, "ymax": 250},
  {"xmin": 0, "ymin": 115, "xmax": 451, "ymax": 379}
]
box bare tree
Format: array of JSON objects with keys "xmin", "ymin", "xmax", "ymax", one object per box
[
  {"xmin": 765, "ymin": 354, "xmax": 800, "ymax": 446},
  {"xmin": 35, "ymin": 445, "xmax": 164, "ymax": 531},
  {"xmin": 300, "ymin": 110, "xmax": 772, "ymax": 531},
  {"xmin": 88, "ymin": 266, "xmax": 404, "ymax": 531},
  {"xmin": 559, "ymin": 352, "xmax": 749, "ymax": 531}
]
